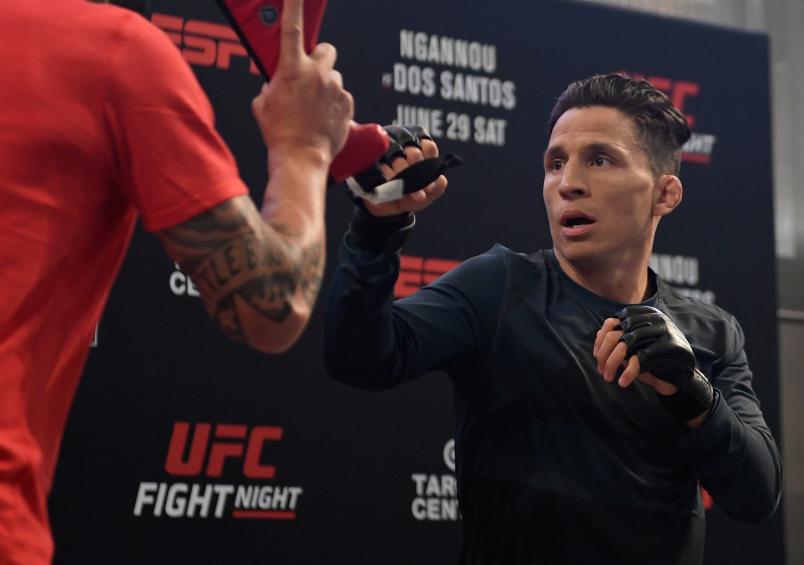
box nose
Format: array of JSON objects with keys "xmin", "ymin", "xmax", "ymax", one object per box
[{"xmin": 557, "ymin": 161, "xmax": 588, "ymax": 200}]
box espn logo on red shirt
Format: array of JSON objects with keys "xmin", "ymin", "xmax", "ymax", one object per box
[
  {"xmin": 395, "ymin": 255, "xmax": 461, "ymax": 298},
  {"xmin": 133, "ymin": 421, "xmax": 303, "ymax": 520}
]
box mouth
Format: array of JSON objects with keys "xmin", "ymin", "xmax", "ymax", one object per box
[{"xmin": 559, "ymin": 210, "xmax": 596, "ymax": 236}]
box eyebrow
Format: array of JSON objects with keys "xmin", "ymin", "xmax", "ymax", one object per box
[{"xmin": 543, "ymin": 142, "xmax": 625, "ymax": 162}]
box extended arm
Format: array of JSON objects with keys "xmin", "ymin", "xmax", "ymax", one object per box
[
  {"xmin": 155, "ymin": 0, "xmax": 352, "ymax": 352},
  {"xmin": 158, "ymin": 180, "xmax": 324, "ymax": 353},
  {"xmin": 323, "ymin": 129, "xmax": 499, "ymax": 389},
  {"xmin": 324, "ymin": 227, "xmax": 504, "ymax": 390}
]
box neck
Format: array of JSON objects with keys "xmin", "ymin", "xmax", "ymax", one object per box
[{"xmin": 554, "ymin": 246, "xmax": 654, "ymax": 304}]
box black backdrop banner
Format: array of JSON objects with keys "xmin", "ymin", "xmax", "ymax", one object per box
[{"xmin": 50, "ymin": 1, "xmax": 782, "ymax": 563}]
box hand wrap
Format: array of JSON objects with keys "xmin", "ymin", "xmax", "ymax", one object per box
[
  {"xmin": 345, "ymin": 125, "xmax": 462, "ymax": 205},
  {"xmin": 346, "ymin": 205, "xmax": 415, "ymax": 255}
]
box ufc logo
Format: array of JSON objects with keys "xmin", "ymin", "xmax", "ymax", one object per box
[
  {"xmin": 623, "ymin": 72, "xmax": 700, "ymax": 128},
  {"xmin": 165, "ymin": 422, "xmax": 282, "ymax": 479},
  {"xmin": 152, "ymin": 13, "xmax": 259, "ymax": 74},
  {"xmin": 395, "ymin": 255, "xmax": 461, "ymax": 298}
]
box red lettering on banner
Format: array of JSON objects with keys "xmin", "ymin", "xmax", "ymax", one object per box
[
  {"xmin": 165, "ymin": 422, "xmax": 210, "ymax": 476},
  {"xmin": 206, "ymin": 424, "xmax": 247, "ymax": 477},
  {"xmin": 395, "ymin": 256, "xmax": 461, "ymax": 298},
  {"xmin": 622, "ymin": 71, "xmax": 700, "ymax": 128},
  {"xmin": 243, "ymin": 426, "xmax": 283, "ymax": 479},
  {"xmin": 151, "ymin": 13, "xmax": 259, "ymax": 74},
  {"xmin": 164, "ymin": 422, "xmax": 283, "ymax": 478}
]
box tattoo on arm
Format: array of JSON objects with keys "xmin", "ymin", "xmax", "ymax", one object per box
[{"xmin": 158, "ymin": 196, "xmax": 324, "ymax": 343}]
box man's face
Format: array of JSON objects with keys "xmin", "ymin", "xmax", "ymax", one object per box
[{"xmin": 542, "ymin": 106, "xmax": 659, "ymax": 270}]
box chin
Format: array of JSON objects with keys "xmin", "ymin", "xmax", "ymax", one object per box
[{"xmin": 555, "ymin": 241, "xmax": 609, "ymax": 269}]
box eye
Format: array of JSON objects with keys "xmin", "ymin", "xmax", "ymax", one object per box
[
  {"xmin": 548, "ymin": 159, "xmax": 564, "ymax": 171},
  {"xmin": 592, "ymin": 155, "xmax": 613, "ymax": 167}
]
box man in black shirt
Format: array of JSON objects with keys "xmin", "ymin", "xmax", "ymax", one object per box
[{"xmin": 323, "ymin": 74, "xmax": 782, "ymax": 564}]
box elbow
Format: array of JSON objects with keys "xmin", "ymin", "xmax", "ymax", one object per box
[
  {"xmin": 740, "ymin": 477, "xmax": 782, "ymax": 524},
  {"xmin": 323, "ymin": 345, "xmax": 394, "ymax": 392},
  {"xmin": 728, "ymin": 494, "xmax": 781, "ymax": 525},
  {"xmin": 718, "ymin": 463, "xmax": 783, "ymax": 524},
  {"xmin": 324, "ymin": 356, "xmax": 375, "ymax": 391},
  {"xmin": 241, "ymin": 309, "xmax": 311, "ymax": 355},
  {"xmin": 246, "ymin": 333, "xmax": 298, "ymax": 355}
]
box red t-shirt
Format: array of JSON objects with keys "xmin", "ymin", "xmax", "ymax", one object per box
[{"xmin": 0, "ymin": 1, "xmax": 248, "ymax": 562}]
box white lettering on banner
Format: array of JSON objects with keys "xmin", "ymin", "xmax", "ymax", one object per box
[
  {"xmin": 134, "ymin": 482, "xmax": 157, "ymax": 516},
  {"xmin": 650, "ymin": 254, "xmax": 699, "ymax": 285},
  {"xmin": 440, "ymin": 71, "xmax": 516, "ymax": 109},
  {"xmin": 170, "ymin": 263, "xmax": 200, "ymax": 297},
  {"xmin": 649, "ymin": 254, "xmax": 716, "ymax": 304},
  {"xmin": 234, "ymin": 485, "xmax": 303, "ymax": 510},
  {"xmin": 412, "ymin": 497, "xmax": 461, "ymax": 521},
  {"xmin": 682, "ymin": 133, "xmax": 717, "ymax": 155},
  {"xmin": 388, "ymin": 30, "xmax": 516, "ymax": 148},
  {"xmin": 166, "ymin": 483, "xmax": 188, "ymax": 517},
  {"xmin": 473, "ymin": 115, "xmax": 507, "ymax": 146},
  {"xmin": 410, "ymin": 439, "xmax": 460, "ymax": 522},
  {"xmin": 134, "ymin": 483, "xmax": 234, "ymax": 518},
  {"xmin": 395, "ymin": 105, "xmax": 444, "ymax": 137},
  {"xmin": 187, "ymin": 484, "xmax": 213, "ymax": 517},
  {"xmin": 412, "ymin": 473, "xmax": 458, "ymax": 497},
  {"xmin": 393, "ymin": 63, "xmax": 437, "ymax": 97},
  {"xmin": 400, "ymin": 30, "xmax": 497, "ymax": 73},
  {"xmin": 443, "ymin": 439, "xmax": 456, "ymax": 472},
  {"xmin": 135, "ymin": 481, "xmax": 304, "ymax": 519}
]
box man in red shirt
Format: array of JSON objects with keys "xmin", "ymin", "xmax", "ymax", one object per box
[{"xmin": 0, "ymin": 0, "xmax": 353, "ymax": 562}]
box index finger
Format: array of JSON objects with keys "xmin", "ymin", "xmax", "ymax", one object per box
[
  {"xmin": 594, "ymin": 317, "xmax": 621, "ymax": 355},
  {"xmin": 279, "ymin": 0, "xmax": 306, "ymax": 66},
  {"xmin": 420, "ymin": 139, "xmax": 439, "ymax": 160}
]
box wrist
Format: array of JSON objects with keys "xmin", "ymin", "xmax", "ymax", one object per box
[
  {"xmin": 262, "ymin": 146, "xmax": 330, "ymax": 226},
  {"xmin": 657, "ymin": 368, "xmax": 715, "ymax": 424},
  {"xmin": 346, "ymin": 204, "xmax": 415, "ymax": 254},
  {"xmin": 268, "ymin": 141, "xmax": 332, "ymax": 173}
]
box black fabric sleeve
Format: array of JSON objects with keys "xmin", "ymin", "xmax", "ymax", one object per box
[
  {"xmin": 323, "ymin": 238, "xmax": 506, "ymax": 391},
  {"xmin": 675, "ymin": 315, "xmax": 782, "ymax": 523}
]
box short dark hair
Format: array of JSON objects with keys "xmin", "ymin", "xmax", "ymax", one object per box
[{"xmin": 547, "ymin": 73, "xmax": 691, "ymax": 176}]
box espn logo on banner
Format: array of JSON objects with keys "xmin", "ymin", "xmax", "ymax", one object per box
[
  {"xmin": 395, "ymin": 255, "xmax": 461, "ymax": 298},
  {"xmin": 152, "ymin": 13, "xmax": 259, "ymax": 75},
  {"xmin": 622, "ymin": 71, "xmax": 717, "ymax": 165}
]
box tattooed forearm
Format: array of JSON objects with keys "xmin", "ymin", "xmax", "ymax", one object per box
[
  {"xmin": 158, "ymin": 195, "xmax": 325, "ymax": 345},
  {"xmin": 292, "ymin": 241, "xmax": 322, "ymax": 308}
]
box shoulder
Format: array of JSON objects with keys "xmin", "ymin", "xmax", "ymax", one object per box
[
  {"xmin": 660, "ymin": 281, "xmax": 734, "ymax": 323},
  {"xmin": 436, "ymin": 244, "xmax": 510, "ymax": 285},
  {"xmin": 659, "ymin": 281, "xmax": 744, "ymax": 354},
  {"xmin": 66, "ymin": 2, "xmax": 159, "ymax": 50},
  {"xmin": 100, "ymin": 7, "xmax": 212, "ymax": 116},
  {"xmin": 450, "ymin": 244, "xmax": 548, "ymax": 277},
  {"xmin": 432, "ymin": 245, "xmax": 550, "ymax": 296}
]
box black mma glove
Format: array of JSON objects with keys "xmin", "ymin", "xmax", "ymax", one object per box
[
  {"xmin": 615, "ymin": 305, "xmax": 714, "ymax": 422},
  {"xmin": 345, "ymin": 125, "xmax": 462, "ymax": 205}
]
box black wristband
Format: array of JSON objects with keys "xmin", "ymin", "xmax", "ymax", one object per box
[
  {"xmin": 346, "ymin": 204, "xmax": 415, "ymax": 255},
  {"xmin": 657, "ymin": 368, "xmax": 715, "ymax": 423}
]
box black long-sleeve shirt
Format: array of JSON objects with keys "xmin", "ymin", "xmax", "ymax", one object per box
[{"xmin": 324, "ymin": 240, "xmax": 782, "ymax": 565}]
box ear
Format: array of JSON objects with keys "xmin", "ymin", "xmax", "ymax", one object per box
[{"xmin": 653, "ymin": 174, "xmax": 682, "ymax": 218}]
